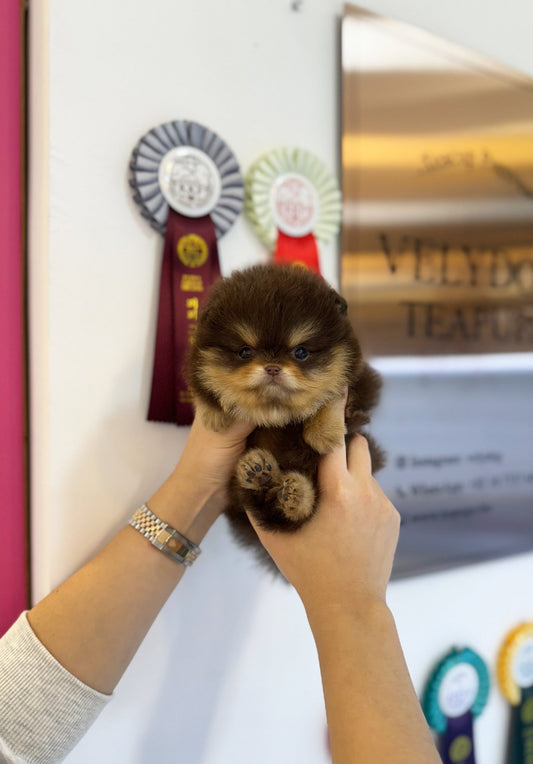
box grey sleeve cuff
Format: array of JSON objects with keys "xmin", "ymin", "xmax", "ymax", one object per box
[{"xmin": 0, "ymin": 611, "xmax": 111, "ymax": 763}]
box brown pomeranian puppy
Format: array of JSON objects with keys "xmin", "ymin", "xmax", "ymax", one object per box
[{"xmin": 187, "ymin": 264, "xmax": 384, "ymax": 572}]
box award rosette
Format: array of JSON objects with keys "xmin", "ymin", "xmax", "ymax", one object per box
[
  {"xmin": 497, "ymin": 622, "xmax": 533, "ymax": 764},
  {"xmin": 129, "ymin": 120, "xmax": 243, "ymax": 425},
  {"xmin": 244, "ymin": 147, "xmax": 341, "ymax": 273},
  {"xmin": 423, "ymin": 647, "xmax": 490, "ymax": 764}
]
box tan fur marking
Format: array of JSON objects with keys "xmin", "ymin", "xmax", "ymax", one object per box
[
  {"xmin": 196, "ymin": 344, "xmax": 352, "ymax": 428},
  {"xmin": 287, "ymin": 320, "xmax": 321, "ymax": 349},
  {"xmin": 303, "ymin": 398, "xmax": 347, "ymax": 454},
  {"xmin": 194, "ymin": 399, "xmax": 234, "ymax": 432},
  {"xmin": 233, "ymin": 322, "xmax": 259, "ymax": 348}
]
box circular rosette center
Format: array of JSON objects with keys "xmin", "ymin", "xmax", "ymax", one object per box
[
  {"xmin": 244, "ymin": 147, "xmax": 341, "ymax": 250},
  {"xmin": 437, "ymin": 663, "xmax": 479, "ymax": 719},
  {"xmin": 270, "ymin": 172, "xmax": 319, "ymax": 237},
  {"xmin": 511, "ymin": 637, "xmax": 533, "ymax": 689},
  {"xmin": 158, "ymin": 146, "xmax": 222, "ymax": 218}
]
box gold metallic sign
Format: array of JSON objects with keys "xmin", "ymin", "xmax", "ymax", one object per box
[{"xmin": 341, "ymin": 5, "xmax": 533, "ymax": 356}]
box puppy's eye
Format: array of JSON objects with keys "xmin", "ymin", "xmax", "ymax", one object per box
[
  {"xmin": 238, "ymin": 346, "xmax": 254, "ymax": 360},
  {"xmin": 292, "ymin": 345, "xmax": 309, "ymax": 361}
]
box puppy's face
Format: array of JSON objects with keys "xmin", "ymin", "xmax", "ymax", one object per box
[{"xmin": 190, "ymin": 266, "xmax": 360, "ymax": 426}]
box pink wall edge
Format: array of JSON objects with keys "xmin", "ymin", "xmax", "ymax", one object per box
[{"xmin": 0, "ymin": 0, "xmax": 28, "ymax": 635}]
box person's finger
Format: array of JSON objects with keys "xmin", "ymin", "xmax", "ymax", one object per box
[{"xmin": 346, "ymin": 434, "xmax": 372, "ymax": 477}]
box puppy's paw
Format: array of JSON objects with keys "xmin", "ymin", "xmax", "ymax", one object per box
[
  {"xmin": 236, "ymin": 448, "xmax": 279, "ymax": 491},
  {"xmin": 276, "ymin": 472, "xmax": 315, "ymax": 523}
]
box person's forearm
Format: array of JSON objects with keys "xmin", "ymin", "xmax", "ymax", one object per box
[
  {"xmin": 308, "ymin": 600, "xmax": 440, "ymax": 764},
  {"xmin": 28, "ymin": 472, "xmax": 223, "ymax": 695}
]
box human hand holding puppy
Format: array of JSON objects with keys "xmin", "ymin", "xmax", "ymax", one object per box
[
  {"xmin": 248, "ymin": 399, "xmax": 439, "ymax": 764},
  {"xmin": 247, "ymin": 398, "xmax": 400, "ymax": 617},
  {"xmin": 149, "ymin": 413, "xmax": 255, "ymax": 540},
  {"xmin": 7, "ymin": 401, "xmax": 439, "ymax": 764},
  {"xmin": 6, "ymin": 263, "xmax": 437, "ymax": 763}
]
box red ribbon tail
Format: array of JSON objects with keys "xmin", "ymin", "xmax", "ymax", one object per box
[{"xmin": 274, "ymin": 230, "xmax": 321, "ymax": 273}]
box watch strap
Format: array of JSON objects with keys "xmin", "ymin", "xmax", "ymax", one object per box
[{"xmin": 129, "ymin": 504, "xmax": 201, "ymax": 567}]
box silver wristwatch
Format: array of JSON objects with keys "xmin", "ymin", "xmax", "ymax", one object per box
[{"xmin": 129, "ymin": 504, "xmax": 201, "ymax": 567}]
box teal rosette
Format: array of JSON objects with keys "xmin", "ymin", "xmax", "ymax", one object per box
[{"xmin": 423, "ymin": 647, "xmax": 490, "ymax": 733}]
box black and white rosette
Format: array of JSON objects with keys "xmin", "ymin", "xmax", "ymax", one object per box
[
  {"xmin": 129, "ymin": 120, "xmax": 243, "ymax": 237},
  {"xmin": 129, "ymin": 120, "xmax": 243, "ymax": 426}
]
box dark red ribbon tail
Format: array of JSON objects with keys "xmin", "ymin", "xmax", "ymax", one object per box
[
  {"xmin": 147, "ymin": 236, "xmax": 177, "ymax": 424},
  {"xmin": 148, "ymin": 209, "xmax": 220, "ymax": 426}
]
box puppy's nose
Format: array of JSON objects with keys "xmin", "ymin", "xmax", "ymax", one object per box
[{"xmin": 265, "ymin": 365, "xmax": 281, "ymax": 377}]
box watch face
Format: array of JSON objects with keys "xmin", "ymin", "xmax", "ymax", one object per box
[
  {"xmin": 158, "ymin": 146, "xmax": 222, "ymax": 218},
  {"xmin": 270, "ymin": 172, "xmax": 319, "ymax": 237}
]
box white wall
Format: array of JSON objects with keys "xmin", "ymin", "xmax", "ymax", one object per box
[{"xmin": 28, "ymin": 1, "xmax": 533, "ymax": 762}]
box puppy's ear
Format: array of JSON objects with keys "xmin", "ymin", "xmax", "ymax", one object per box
[{"xmin": 333, "ymin": 293, "xmax": 348, "ymax": 315}]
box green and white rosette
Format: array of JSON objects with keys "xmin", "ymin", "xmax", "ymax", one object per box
[
  {"xmin": 423, "ymin": 647, "xmax": 490, "ymax": 764},
  {"xmin": 244, "ymin": 147, "xmax": 341, "ymax": 273},
  {"xmin": 497, "ymin": 622, "xmax": 533, "ymax": 764}
]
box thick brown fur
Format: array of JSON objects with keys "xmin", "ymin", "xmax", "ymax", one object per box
[{"xmin": 187, "ymin": 264, "xmax": 385, "ymax": 574}]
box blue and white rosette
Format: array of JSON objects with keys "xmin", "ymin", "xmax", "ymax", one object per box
[{"xmin": 423, "ymin": 647, "xmax": 490, "ymax": 764}]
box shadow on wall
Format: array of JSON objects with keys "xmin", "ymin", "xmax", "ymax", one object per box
[
  {"xmin": 139, "ymin": 538, "xmax": 264, "ymax": 763},
  {"xmin": 51, "ymin": 347, "xmax": 190, "ymax": 585},
  {"xmin": 65, "ymin": 518, "xmax": 265, "ymax": 763}
]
